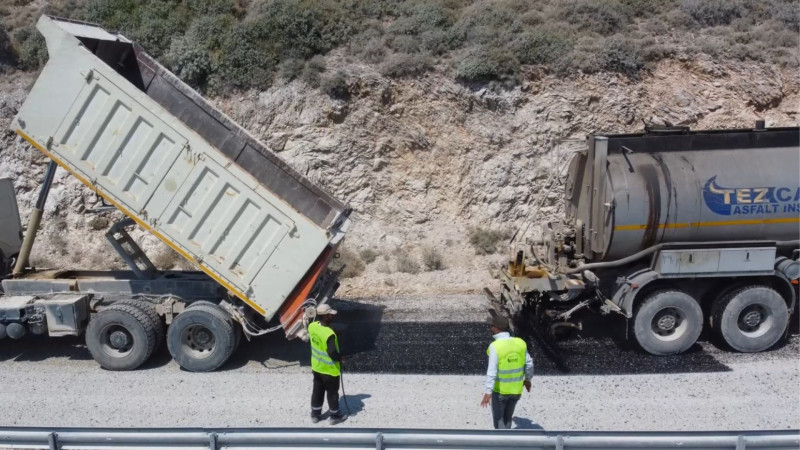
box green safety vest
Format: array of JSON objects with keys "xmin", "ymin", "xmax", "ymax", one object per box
[
  {"xmin": 487, "ymin": 337, "xmax": 527, "ymax": 395},
  {"xmin": 308, "ymin": 321, "xmax": 340, "ymax": 376}
]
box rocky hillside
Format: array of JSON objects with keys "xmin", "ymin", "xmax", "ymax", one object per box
[{"xmin": 1, "ymin": 55, "xmax": 797, "ymax": 296}]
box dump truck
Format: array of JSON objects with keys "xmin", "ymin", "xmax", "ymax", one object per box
[
  {"xmin": 491, "ymin": 123, "xmax": 800, "ymax": 362},
  {"xmin": 0, "ymin": 16, "xmax": 351, "ymax": 371}
]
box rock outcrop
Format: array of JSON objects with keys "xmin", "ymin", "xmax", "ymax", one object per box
[{"xmin": 1, "ymin": 56, "xmax": 797, "ymax": 296}]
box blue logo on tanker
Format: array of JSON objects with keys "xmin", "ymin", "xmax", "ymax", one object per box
[{"xmin": 703, "ymin": 176, "xmax": 800, "ymax": 216}]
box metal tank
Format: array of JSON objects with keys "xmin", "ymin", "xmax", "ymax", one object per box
[{"xmin": 564, "ymin": 126, "xmax": 800, "ymax": 262}]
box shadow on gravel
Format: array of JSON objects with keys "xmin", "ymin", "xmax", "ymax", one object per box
[
  {"xmin": 513, "ymin": 417, "xmax": 544, "ymax": 430},
  {"xmin": 0, "ymin": 335, "xmax": 92, "ymax": 363},
  {"xmin": 219, "ymin": 299, "xmax": 386, "ymax": 372},
  {"xmin": 339, "ymin": 393, "xmax": 371, "ymax": 417}
]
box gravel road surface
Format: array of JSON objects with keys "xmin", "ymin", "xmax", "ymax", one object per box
[{"xmin": 0, "ymin": 295, "xmax": 797, "ymax": 431}]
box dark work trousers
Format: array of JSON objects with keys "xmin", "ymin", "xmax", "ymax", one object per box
[
  {"xmin": 311, "ymin": 371, "xmax": 340, "ymax": 415},
  {"xmin": 491, "ymin": 392, "xmax": 521, "ymax": 429}
]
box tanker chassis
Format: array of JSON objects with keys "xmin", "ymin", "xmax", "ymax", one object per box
[{"xmin": 492, "ymin": 124, "xmax": 800, "ymax": 360}]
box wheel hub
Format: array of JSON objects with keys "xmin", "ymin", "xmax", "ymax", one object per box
[
  {"xmin": 183, "ymin": 325, "xmax": 215, "ymax": 354},
  {"xmin": 193, "ymin": 329, "xmax": 212, "ymax": 347},
  {"xmin": 109, "ymin": 330, "xmax": 130, "ymax": 349},
  {"xmin": 657, "ymin": 314, "xmax": 677, "ymax": 332},
  {"xmin": 742, "ymin": 310, "xmax": 762, "ymax": 328}
]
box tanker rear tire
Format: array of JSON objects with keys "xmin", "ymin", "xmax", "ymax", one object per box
[
  {"xmin": 86, "ymin": 304, "xmax": 157, "ymax": 371},
  {"xmin": 711, "ymin": 285, "xmax": 788, "ymax": 353},
  {"xmin": 167, "ymin": 303, "xmax": 235, "ymax": 372},
  {"xmin": 633, "ymin": 290, "xmax": 703, "ymax": 356}
]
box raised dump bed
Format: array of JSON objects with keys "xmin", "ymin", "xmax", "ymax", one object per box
[{"xmin": 10, "ymin": 15, "xmax": 351, "ymax": 338}]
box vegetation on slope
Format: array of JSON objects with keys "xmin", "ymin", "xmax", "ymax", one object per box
[{"xmin": 1, "ymin": 0, "xmax": 798, "ymax": 93}]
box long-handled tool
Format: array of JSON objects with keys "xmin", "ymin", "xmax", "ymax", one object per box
[{"xmin": 339, "ymin": 361, "xmax": 352, "ymax": 416}]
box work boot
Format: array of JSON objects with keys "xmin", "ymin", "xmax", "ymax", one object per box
[
  {"xmin": 311, "ymin": 411, "xmax": 321, "ymax": 424},
  {"xmin": 328, "ymin": 413, "xmax": 347, "ymax": 425}
]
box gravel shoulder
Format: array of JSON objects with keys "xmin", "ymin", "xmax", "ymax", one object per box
[{"xmin": 0, "ymin": 295, "xmax": 797, "ymax": 430}]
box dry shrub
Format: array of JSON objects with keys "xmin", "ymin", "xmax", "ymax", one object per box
[
  {"xmin": 329, "ymin": 247, "xmax": 365, "ymax": 278},
  {"xmin": 421, "ymin": 246, "xmax": 444, "ymax": 271},
  {"xmin": 395, "ymin": 251, "xmax": 420, "ymax": 274},
  {"xmin": 468, "ymin": 227, "xmax": 507, "ymax": 255},
  {"xmin": 152, "ymin": 246, "xmax": 182, "ymax": 270},
  {"xmin": 359, "ymin": 248, "xmax": 379, "ymax": 264}
]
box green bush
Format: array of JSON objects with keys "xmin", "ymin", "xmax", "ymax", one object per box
[
  {"xmin": 0, "ymin": 23, "xmax": 15, "ymax": 70},
  {"xmin": 249, "ymin": 0, "xmax": 358, "ymax": 59},
  {"xmin": 217, "ymin": 23, "xmax": 277, "ymax": 89},
  {"xmin": 301, "ymin": 55, "xmax": 327, "ymax": 86},
  {"xmin": 320, "ymin": 70, "xmax": 348, "ymax": 98},
  {"xmin": 380, "ymin": 53, "xmax": 432, "ymax": 77},
  {"xmin": 512, "ymin": 29, "xmax": 573, "ymax": 65},
  {"xmin": 599, "ymin": 36, "xmax": 644, "ymax": 75},
  {"xmin": 559, "ymin": 0, "xmax": 632, "ymax": 35},
  {"xmin": 455, "ymin": 46, "xmax": 518, "ymax": 82},
  {"xmin": 13, "ymin": 27, "xmax": 47, "ymax": 71},
  {"xmin": 680, "ymin": 0, "xmax": 746, "ymax": 27}
]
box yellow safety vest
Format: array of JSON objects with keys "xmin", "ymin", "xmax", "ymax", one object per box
[
  {"xmin": 487, "ymin": 337, "xmax": 527, "ymax": 395},
  {"xmin": 308, "ymin": 321, "xmax": 340, "ymax": 376}
]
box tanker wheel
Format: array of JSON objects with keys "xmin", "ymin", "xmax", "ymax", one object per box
[
  {"xmin": 167, "ymin": 303, "xmax": 235, "ymax": 372},
  {"xmin": 632, "ymin": 290, "xmax": 703, "ymax": 356},
  {"xmin": 711, "ymin": 285, "xmax": 788, "ymax": 353},
  {"xmin": 86, "ymin": 304, "xmax": 157, "ymax": 371},
  {"xmin": 100, "ymin": 300, "xmax": 165, "ymax": 350}
]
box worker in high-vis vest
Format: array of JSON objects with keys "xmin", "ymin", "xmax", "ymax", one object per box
[
  {"xmin": 308, "ymin": 304, "xmax": 347, "ymax": 425},
  {"xmin": 480, "ymin": 314, "xmax": 534, "ymax": 429}
]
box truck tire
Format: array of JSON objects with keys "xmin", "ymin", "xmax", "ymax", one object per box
[
  {"xmin": 167, "ymin": 303, "xmax": 235, "ymax": 372},
  {"xmin": 187, "ymin": 300, "xmax": 242, "ymax": 350},
  {"xmin": 100, "ymin": 300, "xmax": 165, "ymax": 350},
  {"xmin": 86, "ymin": 304, "xmax": 157, "ymax": 370},
  {"xmin": 711, "ymin": 285, "xmax": 788, "ymax": 353},
  {"xmin": 633, "ymin": 290, "xmax": 703, "ymax": 356}
]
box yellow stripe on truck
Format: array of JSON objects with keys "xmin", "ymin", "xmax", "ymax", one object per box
[
  {"xmin": 15, "ymin": 129, "xmax": 267, "ymax": 316},
  {"xmin": 615, "ymin": 217, "xmax": 800, "ymax": 231}
]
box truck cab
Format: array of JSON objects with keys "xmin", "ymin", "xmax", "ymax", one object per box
[{"xmin": 0, "ymin": 178, "xmax": 23, "ymax": 276}]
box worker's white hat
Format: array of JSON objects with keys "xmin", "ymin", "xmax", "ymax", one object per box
[{"xmin": 316, "ymin": 304, "xmax": 337, "ymax": 316}]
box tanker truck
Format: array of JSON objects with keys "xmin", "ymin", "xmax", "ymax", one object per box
[
  {"xmin": 0, "ymin": 16, "xmax": 351, "ymax": 371},
  {"xmin": 491, "ymin": 124, "xmax": 800, "ymax": 360}
]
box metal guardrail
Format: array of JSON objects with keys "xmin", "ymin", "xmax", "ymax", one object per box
[{"xmin": 0, "ymin": 427, "xmax": 798, "ymax": 450}]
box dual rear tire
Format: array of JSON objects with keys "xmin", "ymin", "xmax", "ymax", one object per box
[
  {"xmin": 632, "ymin": 285, "xmax": 789, "ymax": 356},
  {"xmin": 86, "ymin": 300, "xmax": 239, "ymax": 372},
  {"xmin": 166, "ymin": 302, "xmax": 237, "ymax": 372}
]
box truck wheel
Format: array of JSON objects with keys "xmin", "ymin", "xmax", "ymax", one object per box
[
  {"xmin": 633, "ymin": 290, "xmax": 703, "ymax": 356},
  {"xmin": 86, "ymin": 304, "xmax": 157, "ymax": 370},
  {"xmin": 167, "ymin": 303, "xmax": 235, "ymax": 372},
  {"xmin": 101, "ymin": 300, "xmax": 165, "ymax": 350},
  {"xmin": 188, "ymin": 300, "xmax": 242, "ymax": 350},
  {"xmin": 711, "ymin": 285, "xmax": 788, "ymax": 352}
]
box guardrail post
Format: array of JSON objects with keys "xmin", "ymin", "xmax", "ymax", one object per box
[
  {"xmin": 208, "ymin": 432, "xmax": 218, "ymax": 450},
  {"xmin": 47, "ymin": 432, "xmax": 58, "ymax": 450},
  {"xmin": 555, "ymin": 434, "xmax": 564, "ymax": 450},
  {"xmin": 736, "ymin": 435, "xmax": 746, "ymax": 450},
  {"xmin": 375, "ymin": 431, "xmax": 384, "ymax": 450}
]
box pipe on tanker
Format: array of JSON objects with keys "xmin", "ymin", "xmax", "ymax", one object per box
[
  {"xmin": 13, "ymin": 160, "xmax": 57, "ymax": 275},
  {"xmin": 564, "ymin": 239, "xmax": 800, "ymax": 274}
]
